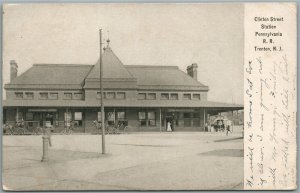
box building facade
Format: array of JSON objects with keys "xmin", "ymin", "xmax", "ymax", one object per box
[{"xmin": 3, "ymin": 42, "xmax": 243, "ymax": 133}]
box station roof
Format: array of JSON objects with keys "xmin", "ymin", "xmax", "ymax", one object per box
[
  {"xmin": 5, "ymin": 64, "xmax": 93, "ymax": 89},
  {"xmin": 125, "ymin": 65, "xmax": 208, "ymax": 91},
  {"xmin": 5, "ymin": 45, "xmax": 208, "ymax": 91}
]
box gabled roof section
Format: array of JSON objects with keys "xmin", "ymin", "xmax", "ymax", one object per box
[
  {"xmin": 5, "ymin": 64, "xmax": 93, "ymax": 89},
  {"xmin": 125, "ymin": 65, "xmax": 209, "ymax": 91},
  {"xmin": 86, "ymin": 47, "xmax": 135, "ymax": 80}
]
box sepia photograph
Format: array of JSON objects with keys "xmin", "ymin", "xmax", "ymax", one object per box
[{"xmin": 2, "ymin": 3, "xmax": 245, "ymax": 190}]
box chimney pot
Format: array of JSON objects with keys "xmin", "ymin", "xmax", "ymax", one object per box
[
  {"xmin": 187, "ymin": 63, "xmax": 198, "ymax": 80},
  {"xmin": 10, "ymin": 60, "xmax": 18, "ymax": 82}
]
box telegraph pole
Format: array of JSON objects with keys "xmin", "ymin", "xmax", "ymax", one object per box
[{"xmin": 99, "ymin": 29, "xmax": 105, "ymax": 154}]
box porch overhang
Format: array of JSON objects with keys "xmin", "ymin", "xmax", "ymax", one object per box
[{"xmin": 2, "ymin": 99, "xmax": 243, "ymax": 111}]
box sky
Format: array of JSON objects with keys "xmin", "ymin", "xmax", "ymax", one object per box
[{"xmin": 3, "ymin": 3, "xmax": 244, "ymax": 104}]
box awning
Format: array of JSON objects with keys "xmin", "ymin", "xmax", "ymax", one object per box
[{"xmin": 2, "ymin": 99, "xmax": 243, "ymax": 110}]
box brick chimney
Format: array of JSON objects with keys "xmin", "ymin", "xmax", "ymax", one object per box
[
  {"xmin": 10, "ymin": 60, "xmax": 18, "ymax": 82},
  {"xmin": 187, "ymin": 63, "xmax": 198, "ymax": 80}
]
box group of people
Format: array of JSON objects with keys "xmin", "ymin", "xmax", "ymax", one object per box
[{"xmin": 210, "ymin": 119, "xmax": 233, "ymax": 135}]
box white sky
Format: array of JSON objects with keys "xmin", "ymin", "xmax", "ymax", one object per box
[{"xmin": 3, "ymin": 3, "xmax": 244, "ymax": 104}]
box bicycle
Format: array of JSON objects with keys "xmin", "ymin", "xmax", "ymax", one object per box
[
  {"xmin": 31, "ymin": 126, "xmax": 43, "ymax": 135},
  {"xmin": 116, "ymin": 121, "xmax": 128, "ymax": 133},
  {"xmin": 106, "ymin": 124, "xmax": 119, "ymax": 134},
  {"xmin": 3, "ymin": 121, "xmax": 25, "ymax": 135},
  {"xmin": 60, "ymin": 121, "xmax": 75, "ymax": 135},
  {"xmin": 60, "ymin": 126, "xmax": 74, "ymax": 135},
  {"xmin": 93, "ymin": 121, "xmax": 120, "ymax": 135}
]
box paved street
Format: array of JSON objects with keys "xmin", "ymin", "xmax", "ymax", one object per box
[{"xmin": 3, "ymin": 132, "xmax": 243, "ymax": 190}]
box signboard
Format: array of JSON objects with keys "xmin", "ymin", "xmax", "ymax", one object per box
[{"xmin": 28, "ymin": 109, "xmax": 57, "ymax": 112}]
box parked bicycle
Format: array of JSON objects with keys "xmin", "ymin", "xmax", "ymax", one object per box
[
  {"xmin": 93, "ymin": 120, "xmax": 125, "ymax": 135},
  {"xmin": 3, "ymin": 121, "xmax": 43, "ymax": 135},
  {"xmin": 60, "ymin": 121, "xmax": 75, "ymax": 135},
  {"xmin": 3, "ymin": 121, "xmax": 25, "ymax": 135}
]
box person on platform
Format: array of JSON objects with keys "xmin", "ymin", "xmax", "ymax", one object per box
[{"xmin": 167, "ymin": 121, "xmax": 172, "ymax": 132}]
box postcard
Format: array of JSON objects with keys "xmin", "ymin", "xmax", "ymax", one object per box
[{"xmin": 2, "ymin": 3, "xmax": 297, "ymax": 190}]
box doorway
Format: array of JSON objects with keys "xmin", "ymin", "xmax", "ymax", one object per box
[
  {"xmin": 44, "ymin": 113, "xmax": 54, "ymax": 125},
  {"xmin": 32, "ymin": 112, "xmax": 56, "ymax": 127},
  {"xmin": 165, "ymin": 112, "xmax": 176, "ymax": 131}
]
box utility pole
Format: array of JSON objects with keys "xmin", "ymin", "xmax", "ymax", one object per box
[{"xmin": 99, "ymin": 29, "xmax": 105, "ymax": 154}]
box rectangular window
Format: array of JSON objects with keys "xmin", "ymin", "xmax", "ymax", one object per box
[
  {"xmin": 97, "ymin": 112, "xmax": 105, "ymax": 122},
  {"xmin": 147, "ymin": 93, "xmax": 156, "ymax": 100},
  {"xmin": 138, "ymin": 93, "xmax": 146, "ymax": 100},
  {"xmin": 49, "ymin": 92, "xmax": 58, "ymax": 100},
  {"xmin": 147, "ymin": 112, "xmax": 156, "ymax": 126},
  {"xmin": 116, "ymin": 92, "xmax": 126, "ymax": 99},
  {"xmin": 15, "ymin": 92, "xmax": 23, "ymax": 99},
  {"xmin": 25, "ymin": 92, "xmax": 34, "ymax": 99},
  {"xmin": 184, "ymin": 113, "xmax": 191, "ymax": 118},
  {"xmin": 16, "ymin": 112, "xmax": 23, "ymax": 121},
  {"xmin": 64, "ymin": 93, "xmax": 72, "ymax": 100},
  {"xmin": 193, "ymin": 94, "xmax": 201, "ymax": 100},
  {"xmin": 117, "ymin": 112, "xmax": 126, "ymax": 120},
  {"xmin": 25, "ymin": 112, "xmax": 33, "ymax": 121},
  {"xmin": 73, "ymin": 93, "xmax": 82, "ymax": 100},
  {"xmin": 40, "ymin": 92, "xmax": 48, "ymax": 99},
  {"xmin": 107, "ymin": 112, "xmax": 115, "ymax": 121},
  {"xmin": 138, "ymin": 112, "xmax": 147, "ymax": 126},
  {"xmin": 97, "ymin": 92, "xmax": 105, "ymax": 99},
  {"xmin": 183, "ymin": 94, "xmax": 191, "ymax": 100},
  {"xmin": 193, "ymin": 113, "xmax": 200, "ymax": 118},
  {"xmin": 192, "ymin": 113, "xmax": 200, "ymax": 127},
  {"xmin": 170, "ymin": 93, "xmax": 178, "ymax": 100},
  {"xmin": 64, "ymin": 112, "xmax": 72, "ymax": 126},
  {"xmin": 184, "ymin": 113, "xmax": 191, "ymax": 127},
  {"xmin": 106, "ymin": 112, "xmax": 115, "ymax": 125},
  {"xmin": 106, "ymin": 92, "xmax": 115, "ymax": 99},
  {"xmin": 161, "ymin": 93, "xmax": 169, "ymax": 100},
  {"xmin": 74, "ymin": 112, "xmax": 82, "ymax": 120},
  {"xmin": 74, "ymin": 112, "xmax": 82, "ymax": 127}
]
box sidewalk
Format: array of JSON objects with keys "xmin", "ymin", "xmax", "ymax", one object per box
[{"xmin": 3, "ymin": 133, "xmax": 243, "ymax": 190}]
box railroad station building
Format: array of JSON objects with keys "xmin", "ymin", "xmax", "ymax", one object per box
[{"xmin": 3, "ymin": 41, "xmax": 243, "ymax": 133}]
